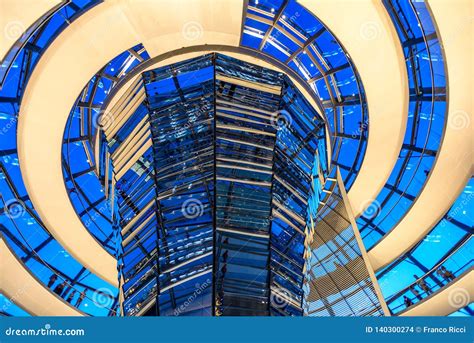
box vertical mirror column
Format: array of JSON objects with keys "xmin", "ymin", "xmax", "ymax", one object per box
[
  {"xmin": 112, "ymin": 53, "xmax": 327, "ymax": 316},
  {"xmin": 143, "ymin": 56, "xmax": 216, "ymax": 316},
  {"xmin": 214, "ymin": 55, "xmax": 283, "ymax": 316}
]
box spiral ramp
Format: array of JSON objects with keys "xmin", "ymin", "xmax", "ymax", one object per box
[{"xmin": 0, "ymin": 0, "xmax": 472, "ymax": 317}]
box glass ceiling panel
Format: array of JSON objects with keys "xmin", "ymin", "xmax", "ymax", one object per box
[
  {"xmin": 241, "ymin": 0, "xmax": 368, "ymax": 192},
  {"xmin": 359, "ymin": 0, "xmax": 447, "ymax": 249},
  {"xmin": 0, "ymin": 0, "xmax": 119, "ymax": 317},
  {"xmin": 62, "ymin": 43, "xmax": 150, "ymax": 254},
  {"xmin": 376, "ymin": 178, "xmax": 473, "ymax": 315},
  {"xmin": 0, "ymin": 293, "xmax": 30, "ymax": 317}
]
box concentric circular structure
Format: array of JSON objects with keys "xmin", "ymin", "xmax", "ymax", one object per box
[{"xmin": 0, "ymin": 0, "xmax": 472, "ymax": 318}]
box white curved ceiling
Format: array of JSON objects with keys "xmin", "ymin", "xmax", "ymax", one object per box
[
  {"xmin": 370, "ymin": 0, "xmax": 474, "ymax": 271},
  {"xmin": 0, "ymin": 0, "xmax": 61, "ymax": 61},
  {"xmin": 300, "ymin": 0, "xmax": 408, "ymax": 219},
  {"xmin": 16, "ymin": 0, "xmax": 243, "ymax": 286},
  {"xmin": 17, "ymin": 2, "xmax": 136, "ymax": 286},
  {"xmin": 16, "ymin": 0, "xmax": 410, "ymax": 286}
]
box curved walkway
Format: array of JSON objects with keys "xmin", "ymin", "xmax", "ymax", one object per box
[
  {"xmin": 0, "ymin": 0, "xmax": 61, "ymax": 60},
  {"xmin": 0, "ymin": 237, "xmax": 83, "ymax": 316},
  {"xmin": 300, "ymin": 0, "xmax": 408, "ymax": 217},
  {"xmin": 400, "ymin": 268, "xmax": 474, "ymax": 316},
  {"xmin": 370, "ymin": 0, "xmax": 474, "ymax": 270},
  {"xmin": 17, "ymin": 0, "xmax": 466, "ymax": 286}
]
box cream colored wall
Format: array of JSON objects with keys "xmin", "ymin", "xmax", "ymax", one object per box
[{"xmin": 118, "ymin": 0, "xmax": 242, "ymax": 57}]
